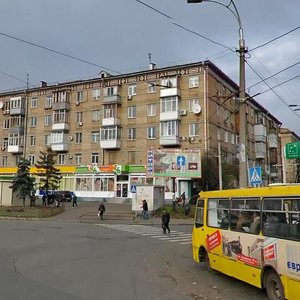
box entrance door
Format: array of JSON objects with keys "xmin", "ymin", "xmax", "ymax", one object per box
[{"xmin": 116, "ymin": 183, "xmax": 128, "ymax": 197}]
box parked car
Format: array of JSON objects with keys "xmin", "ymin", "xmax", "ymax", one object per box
[{"xmin": 54, "ymin": 191, "xmax": 73, "ymax": 202}]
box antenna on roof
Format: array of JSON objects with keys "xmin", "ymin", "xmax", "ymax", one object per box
[{"xmin": 148, "ymin": 53, "xmax": 156, "ymax": 70}]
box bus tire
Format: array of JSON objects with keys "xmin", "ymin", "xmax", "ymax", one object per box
[{"xmin": 264, "ymin": 271, "xmax": 285, "ymax": 300}]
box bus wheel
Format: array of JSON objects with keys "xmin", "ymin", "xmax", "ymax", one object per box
[{"xmin": 265, "ymin": 271, "xmax": 285, "ymax": 300}]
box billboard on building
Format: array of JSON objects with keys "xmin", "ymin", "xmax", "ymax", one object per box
[{"xmin": 147, "ymin": 148, "xmax": 201, "ymax": 178}]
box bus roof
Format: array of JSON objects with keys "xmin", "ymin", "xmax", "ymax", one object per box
[{"xmin": 199, "ymin": 184, "xmax": 300, "ymax": 198}]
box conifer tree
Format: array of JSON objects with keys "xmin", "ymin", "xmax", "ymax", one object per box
[
  {"xmin": 10, "ymin": 157, "xmax": 35, "ymax": 206},
  {"xmin": 35, "ymin": 148, "xmax": 61, "ymax": 205}
]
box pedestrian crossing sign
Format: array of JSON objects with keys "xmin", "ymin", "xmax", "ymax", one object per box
[{"xmin": 249, "ymin": 167, "xmax": 262, "ymax": 185}]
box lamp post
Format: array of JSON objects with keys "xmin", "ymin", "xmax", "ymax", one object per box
[{"xmin": 187, "ymin": 0, "xmax": 248, "ymax": 188}]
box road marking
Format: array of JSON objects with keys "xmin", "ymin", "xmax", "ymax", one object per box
[{"xmin": 97, "ymin": 224, "xmax": 191, "ymax": 245}]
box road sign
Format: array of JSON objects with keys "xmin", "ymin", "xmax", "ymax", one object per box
[
  {"xmin": 285, "ymin": 142, "xmax": 300, "ymax": 159},
  {"xmin": 177, "ymin": 155, "xmax": 186, "ymax": 166},
  {"xmin": 131, "ymin": 185, "xmax": 137, "ymax": 193},
  {"xmin": 249, "ymin": 167, "xmax": 262, "ymax": 185}
]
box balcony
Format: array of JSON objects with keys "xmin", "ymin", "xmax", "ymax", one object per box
[
  {"xmin": 268, "ymin": 133, "xmax": 278, "ymax": 148},
  {"xmin": 159, "ymin": 135, "xmax": 180, "ymax": 146},
  {"xmin": 100, "ymin": 139, "xmax": 121, "ymax": 149},
  {"xmin": 103, "ymin": 95, "xmax": 121, "ymax": 105},
  {"xmin": 52, "ymin": 101, "xmax": 70, "ymax": 111},
  {"xmin": 9, "ymin": 127, "xmax": 24, "ymax": 135},
  {"xmin": 10, "ymin": 107, "xmax": 25, "ymax": 116},
  {"xmin": 7, "ymin": 145, "xmax": 23, "ymax": 154},
  {"xmin": 52, "ymin": 122, "xmax": 69, "ymax": 131},
  {"xmin": 254, "ymin": 124, "xmax": 266, "ymax": 142},
  {"xmin": 160, "ymin": 111, "xmax": 180, "ymax": 121},
  {"xmin": 51, "ymin": 142, "xmax": 69, "ymax": 152},
  {"xmin": 160, "ymin": 88, "xmax": 181, "ymax": 98},
  {"xmin": 102, "ymin": 117, "xmax": 121, "ymax": 126}
]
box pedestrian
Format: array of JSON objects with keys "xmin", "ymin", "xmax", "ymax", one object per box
[
  {"xmin": 161, "ymin": 210, "xmax": 171, "ymax": 234},
  {"xmin": 141, "ymin": 199, "xmax": 149, "ymax": 220},
  {"xmin": 72, "ymin": 194, "xmax": 78, "ymax": 208},
  {"xmin": 98, "ymin": 201, "xmax": 106, "ymax": 220}
]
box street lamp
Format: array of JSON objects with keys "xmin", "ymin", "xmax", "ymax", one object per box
[
  {"xmin": 187, "ymin": 0, "xmax": 248, "ymax": 188},
  {"xmin": 289, "ymin": 104, "xmax": 300, "ymax": 112}
]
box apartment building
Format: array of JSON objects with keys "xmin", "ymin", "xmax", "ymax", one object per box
[{"xmin": 0, "ymin": 61, "xmax": 282, "ymax": 201}]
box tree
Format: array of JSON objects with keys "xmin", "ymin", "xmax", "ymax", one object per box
[
  {"xmin": 199, "ymin": 154, "xmax": 238, "ymax": 191},
  {"xmin": 35, "ymin": 148, "xmax": 62, "ymax": 205},
  {"xmin": 10, "ymin": 157, "xmax": 35, "ymax": 206}
]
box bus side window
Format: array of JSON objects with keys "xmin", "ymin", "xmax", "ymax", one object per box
[{"xmin": 195, "ymin": 199, "xmax": 204, "ymax": 228}]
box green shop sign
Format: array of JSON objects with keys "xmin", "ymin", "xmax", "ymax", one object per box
[{"xmin": 285, "ymin": 142, "xmax": 300, "ymax": 159}]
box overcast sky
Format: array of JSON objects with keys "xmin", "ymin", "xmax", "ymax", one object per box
[{"xmin": 0, "ymin": 0, "xmax": 300, "ymax": 136}]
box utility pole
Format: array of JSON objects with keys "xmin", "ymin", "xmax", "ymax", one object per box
[
  {"xmin": 187, "ymin": 0, "xmax": 248, "ymax": 188},
  {"xmin": 238, "ymin": 28, "xmax": 248, "ymax": 188}
]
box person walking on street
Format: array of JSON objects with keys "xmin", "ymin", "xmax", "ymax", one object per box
[
  {"xmin": 161, "ymin": 210, "xmax": 171, "ymax": 234},
  {"xmin": 72, "ymin": 194, "xmax": 78, "ymax": 208},
  {"xmin": 98, "ymin": 201, "xmax": 106, "ymax": 220},
  {"xmin": 141, "ymin": 199, "xmax": 149, "ymax": 220}
]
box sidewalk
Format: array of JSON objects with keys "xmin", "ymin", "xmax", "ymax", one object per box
[{"xmin": 50, "ymin": 201, "xmax": 194, "ymax": 226}]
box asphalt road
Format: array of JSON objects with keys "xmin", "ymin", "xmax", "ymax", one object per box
[{"xmin": 0, "ymin": 219, "xmax": 267, "ymax": 300}]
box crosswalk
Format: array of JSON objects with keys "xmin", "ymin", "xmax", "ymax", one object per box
[{"xmin": 96, "ymin": 224, "xmax": 192, "ymax": 245}]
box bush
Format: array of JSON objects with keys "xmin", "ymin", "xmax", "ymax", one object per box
[
  {"xmin": 154, "ymin": 204, "xmax": 195, "ymax": 219},
  {"xmin": 0, "ymin": 205, "xmax": 64, "ymax": 218}
]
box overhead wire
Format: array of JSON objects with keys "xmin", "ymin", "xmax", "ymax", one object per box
[{"xmin": 0, "ymin": 31, "xmax": 121, "ymax": 75}]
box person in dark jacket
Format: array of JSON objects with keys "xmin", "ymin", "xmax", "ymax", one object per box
[
  {"xmin": 141, "ymin": 199, "xmax": 149, "ymax": 220},
  {"xmin": 72, "ymin": 194, "xmax": 78, "ymax": 208},
  {"xmin": 161, "ymin": 210, "xmax": 171, "ymax": 234},
  {"xmin": 98, "ymin": 202, "xmax": 106, "ymax": 220}
]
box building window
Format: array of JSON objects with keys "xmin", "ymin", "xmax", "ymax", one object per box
[
  {"xmin": 44, "ymin": 115, "xmax": 52, "ymax": 126},
  {"xmin": 147, "ymin": 127, "xmax": 156, "ymax": 139},
  {"xmin": 189, "ymin": 123, "xmax": 199, "ymax": 136},
  {"xmin": 58, "ymin": 154, "xmax": 65, "ymax": 165},
  {"xmin": 147, "ymin": 103, "xmax": 156, "ymax": 116},
  {"xmin": 3, "ymin": 138, "xmax": 8, "ymax": 148},
  {"xmin": 147, "ymin": 83, "xmax": 155, "ymax": 93},
  {"xmin": 108, "ymin": 152, "xmax": 116, "ymax": 164},
  {"xmin": 92, "ymin": 89, "xmax": 101, "ymax": 100},
  {"xmin": 77, "ymin": 91, "xmax": 84, "ymax": 103},
  {"xmin": 127, "ymin": 128, "xmax": 136, "ymax": 140},
  {"xmin": 30, "ymin": 116, "xmax": 37, "ymax": 127},
  {"xmin": 91, "ymin": 153, "xmax": 99, "ymax": 164},
  {"xmin": 128, "ymin": 151, "xmax": 135, "ymax": 164},
  {"xmin": 28, "ymin": 155, "xmax": 35, "ymax": 165},
  {"xmin": 76, "ymin": 132, "xmax": 82, "ymax": 144},
  {"xmin": 75, "ymin": 154, "xmax": 82, "ymax": 165},
  {"xmin": 10, "ymin": 116, "xmax": 24, "ymax": 128},
  {"xmin": 91, "ymin": 131, "xmax": 100, "ymax": 143},
  {"xmin": 76, "ymin": 112, "xmax": 83, "ymax": 123},
  {"xmin": 45, "ymin": 135, "xmax": 51, "ymax": 146},
  {"xmin": 105, "ymin": 86, "xmax": 117, "ymax": 96},
  {"xmin": 51, "ymin": 132, "xmax": 64, "ymax": 143},
  {"xmin": 160, "ymin": 121, "xmax": 178, "ymax": 136},
  {"xmin": 10, "ymin": 97, "xmax": 23, "ymax": 109},
  {"xmin": 189, "ymin": 98, "xmax": 200, "ymax": 112},
  {"xmin": 31, "ymin": 97, "xmax": 38, "ymax": 108},
  {"xmin": 128, "ymin": 84, "xmax": 137, "ymax": 96},
  {"xmin": 189, "ymin": 75, "xmax": 199, "ymax": 88},
  {"xmin": 128, "ymin": 106, "xmax": 136, "ymax": 119},
  {"xmin": 101, "ymin": 126, "xmax": 121, "ymax": 140},
  {"xmin": 1, "ymin": 156, "xmax": 8, "ymax": 166},
  {"xmin": 45, "ymin": 95, "xmax": 52, "ymax": 108},
  {"xmin": 161, "ymin": 97, "xmax": 177, "ymax": 113},
  {"xmin": 104, "ymin": 104, "xmax": 115, "ymax": 118},
  {"xmin": 53, "ymin": 110, "xmax": 68, "ymax": 123},
  {"xmin": 161, "ymin": 77, "xmax": 177, "ymax": 88},
  {"xmin": 3, "ymin": 119, "xmax": 9, "ymax": 129},
  {"xmin": 29, "ymin": 136, "xmax": 36, "ymax": 146},
  {"xmin": 92, "ymin": 110, "xmax": 100, "ymax": 122}
]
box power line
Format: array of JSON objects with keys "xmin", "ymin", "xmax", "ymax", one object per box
[
  {"xmin": 0, "ymin": 31, "xmax": 121, "ymax": 75},
  {"xmin": 246, "ymin": 60, "xmax": 300, "ymax": 119},
  {"xmin": 250, "ymin": 25, "xmax": 300, "ymax": 52}
]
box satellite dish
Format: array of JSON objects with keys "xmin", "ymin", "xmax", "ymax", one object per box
[
  {"xmin": 0, "ymin": 101, "xmax": 3, "ymax": 109},
  {"xmin": 192, "ymin": 103, "xmax": 201, "ymax": 114}
]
